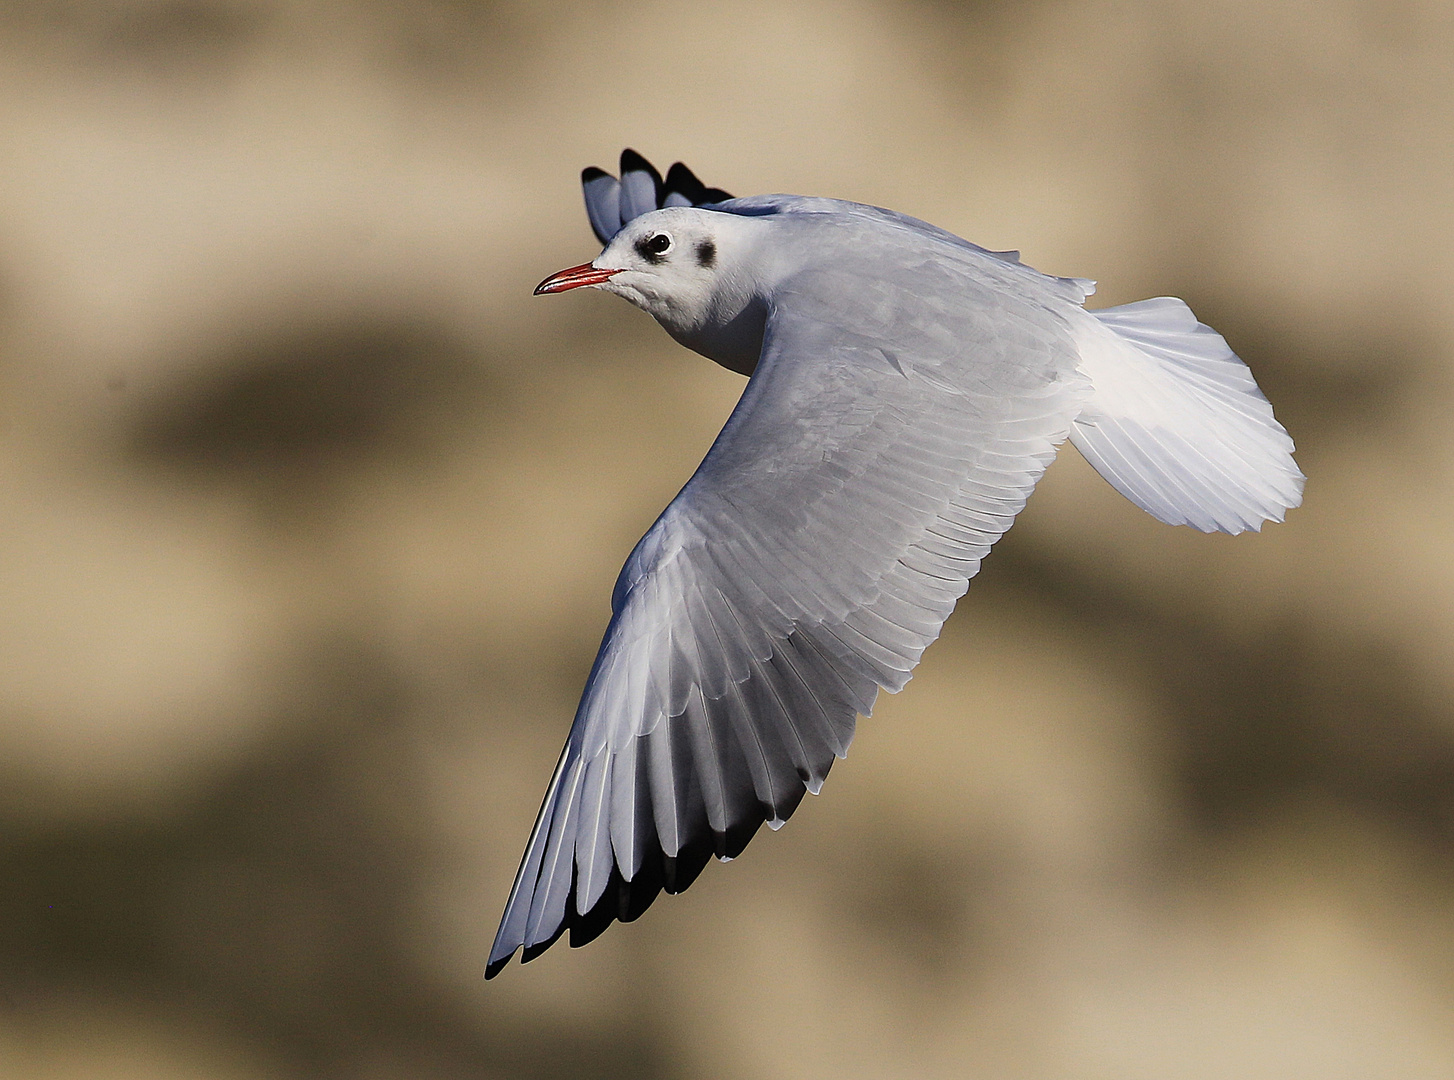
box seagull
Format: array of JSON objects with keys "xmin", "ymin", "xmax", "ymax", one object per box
[{"xmin": 487, "ymin": 149, "xmax": 1303, "ymax": 977}]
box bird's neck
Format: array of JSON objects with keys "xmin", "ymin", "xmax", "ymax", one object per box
[{"xmin": 664, "ymin": 294, "xmax": 768, "ymax": 377}]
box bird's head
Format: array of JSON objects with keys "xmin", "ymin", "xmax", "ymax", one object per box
[{"xmin": 535, "ymin": 208, "xmax": 770, "ymax": 368}]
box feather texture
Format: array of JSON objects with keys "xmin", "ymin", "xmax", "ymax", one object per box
[
  {"xmin": 492, "ymin": 153, "xmax": 1301, "ymax": 977},
  {"xmin": 1070, "ymin": 298, "xmax": 1303, "ymax": 532},
  {"xmin": 488, "ymin": 210, "xmax": 1093, "ymax": 976}
]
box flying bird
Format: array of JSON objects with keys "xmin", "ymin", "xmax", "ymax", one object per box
[{"xmin": 487, "ymin": 149, "xmax": 1303, "ymax": 977}]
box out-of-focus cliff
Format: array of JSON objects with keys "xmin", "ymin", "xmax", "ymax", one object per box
[{"xmin": 1, "ymin": 2, "xmax": 1452, "ymax": 1077}]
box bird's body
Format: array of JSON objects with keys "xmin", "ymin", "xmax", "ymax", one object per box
[{"xmin": 487, "ymin": 152, "xmax": 1302, "ymax": 978}]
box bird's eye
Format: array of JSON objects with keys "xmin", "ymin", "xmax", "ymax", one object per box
[{"xmin": 636, "ymin": 232, "xmax": 674, "ymax": 262}]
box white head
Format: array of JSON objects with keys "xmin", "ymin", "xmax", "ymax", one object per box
[{"xmin": 535, "ymin": 208, "xmax": 772, "ymax": 374}]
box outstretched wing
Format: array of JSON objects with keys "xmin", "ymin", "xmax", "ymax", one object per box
[
  {"xmin": 582, "ymin": 149, "xmax": 734, "ymax": 245},
  {"xmin": 487, "ymin": 233, "xmax": 1092, "ymax": 977}
]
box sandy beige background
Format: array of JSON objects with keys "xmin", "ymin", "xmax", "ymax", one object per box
[{"xmin": 0, "ymin": 1, "xmax": 1451, "ymax": 1077}]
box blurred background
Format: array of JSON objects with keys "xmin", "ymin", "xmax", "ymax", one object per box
[{"xmin": 0, "ymin": 0, "xmax": 1451, "ymax": 1076}]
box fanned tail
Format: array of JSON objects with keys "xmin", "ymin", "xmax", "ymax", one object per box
[{"xmin": 1070, "ymin": 297, "xmax": 1304, "ymax": 534}]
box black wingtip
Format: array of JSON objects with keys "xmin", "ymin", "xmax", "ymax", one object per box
[
  {"xmin": 619, "ymin": 855, "xmax": 666, "ymax": 923},
  {"xmin": 661, "ymin": 842, "xmax": 713, "ymax": 895},
  {"xmin": 619, "ymin": 148, "xmax": 662, "ymax": 185},
  {"xmin": 568, "ymin": 846, "xmax": 668, "ymax": 945},
  {"xmin": 520, "ymin": 920, "xmax": 569, "ymax": 966},
  {"xmin": 663, "ymin": 161, "xmax": 708, "ymax": 205},
  {"xmin": 569, "ymin": 872, "xmax": 623, "ymax": 949},
  {"xmin": 581, "ymin": 165, "xmax": 612, "ymax": 183},
  {"xmin": 484, "ymin": 952, "xmax": 513, "ymax": 980},
  {"xmin": 718, "ymin": 815, "xmax": 764, "ymax": 861}
]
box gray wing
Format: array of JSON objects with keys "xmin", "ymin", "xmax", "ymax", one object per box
[{"xmin": 487, "ymin": 247, "xmax": 1092, "ymax": 977}]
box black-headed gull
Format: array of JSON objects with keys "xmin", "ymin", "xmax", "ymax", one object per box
[{"xmin": 487, "ymin": 150, "xmax": 1302, "ymax": 977}]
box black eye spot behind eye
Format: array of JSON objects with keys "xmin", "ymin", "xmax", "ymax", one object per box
[
  {"xmin": 636, "ymin": 232, "xmax": 672, "ymax": 263},
  {"xmin": 695, "ymin": 239, "xmax": 716, "ymax": 268}
]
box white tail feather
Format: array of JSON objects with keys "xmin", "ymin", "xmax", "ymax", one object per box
[{"xmin": 1070, "ymin": 297, "xmax": 1304, "ymax": 533}]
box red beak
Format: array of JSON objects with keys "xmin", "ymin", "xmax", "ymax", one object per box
[{"xmin": 534, "ymin": 262, "xmax": 622, "ymax": 295}]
